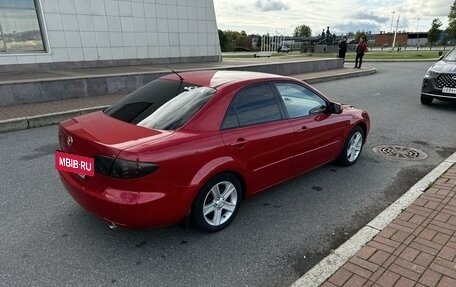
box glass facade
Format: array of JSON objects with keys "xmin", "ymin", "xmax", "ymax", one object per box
[{"xmin": 0, "ymin": 0, "xmax": 44, "ymax": 53}]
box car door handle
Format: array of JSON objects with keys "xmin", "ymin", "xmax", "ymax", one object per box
[
  {"xmin": 297, "ymin": 126, "xmax": 308, "ymax": 134},
  {"xmin": 230, "ymin": 138, "xmax": 248, "ymax": 147}
]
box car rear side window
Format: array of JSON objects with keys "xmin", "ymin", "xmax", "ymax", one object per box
[
  {"xmin": 222, "ymin": 83, "xmax": 282, "ymax": 129},
  {"xmin": 104, "ymin": 79, "xmax": 215, "ymax": 130},
  {"xmin": 274, "ymin": 82, "xmax": 327, "ymax": 118}
]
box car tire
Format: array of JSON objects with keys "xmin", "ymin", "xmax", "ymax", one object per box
[
  {"xmin": 191, "ymin": 173, "xmax": 242, "ymax": 232},
  {"xmin": 337, "ymin": 126, "xmax": 364, "ymax": 166},
  {"xmin": 421, "ymin": 95, "xmax": 433, "ymax": 105}
]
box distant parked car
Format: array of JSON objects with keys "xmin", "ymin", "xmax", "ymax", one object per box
[
  {"xmin": 57, "ymin": 70, "xmax": 370, "ymax": 232},
  {"xmin": 421, "ymin": 47, "xmax": 456, "ymax": 105},
  {"xmin": 278, "ymin": 46, "xmax": 290, "ymax": 53}
]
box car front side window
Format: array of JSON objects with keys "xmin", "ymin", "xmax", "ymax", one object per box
[{"xmin": 275, "ymin": 82, "xmax": 327, "ymax": 118}]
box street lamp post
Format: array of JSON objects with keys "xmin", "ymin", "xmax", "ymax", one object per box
[
  {"xmin": 390, "ymin": 11, "xmax": 396, "ymax": 33},
  {"xmin": 416, "ymin": 18, "xmax": 420, "ymax": 49},
  {"xmin": 392, "ymin": 14, "xmax": 400, "ymax": 51}
]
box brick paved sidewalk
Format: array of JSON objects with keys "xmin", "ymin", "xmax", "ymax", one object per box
[{"xmin": 322, "ymin": 164, "xmax": 456, "ymax": 287}]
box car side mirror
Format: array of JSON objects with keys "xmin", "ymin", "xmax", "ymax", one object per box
[
  {"xmin": 439, "ymin": 55, "xmax": 444, "ymax": 60},
  {"xmin": 328, "ymin": 102, "xmax": 342, "ymax": 114}
]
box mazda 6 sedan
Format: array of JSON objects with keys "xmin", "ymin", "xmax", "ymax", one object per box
[
  {"xmin": 57, "ymin": 70, "xmax": 370, "ymax": 232},
  {"xmin": 421, "ymin": 46, "xmax": 456, "ymax": 105}
]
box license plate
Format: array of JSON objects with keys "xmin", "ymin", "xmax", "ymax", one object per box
[
  {"xmin": 442, "ymin": 87, "xmax": 456, "ymax": 94},
  {"xmin": 55, "ymin": 151, "xmax": 94, "ymax": 177}
]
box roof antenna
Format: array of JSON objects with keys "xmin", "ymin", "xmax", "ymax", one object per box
[{"xmin": 164, "ymin": 65, "xmax": 184, "ymax": 82}]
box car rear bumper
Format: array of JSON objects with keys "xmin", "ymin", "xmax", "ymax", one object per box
[{"xmin": 59, "ymin": 171, "xmax": 196, "ymax": 228}]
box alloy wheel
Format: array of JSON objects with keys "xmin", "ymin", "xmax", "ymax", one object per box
[
  {"xmin": 202, "ymin": 181, "xmax": 238, "ymax": 226},
  {"xmin": 347, "ymin": 131, "xmax": 363, "ymax": 162}
]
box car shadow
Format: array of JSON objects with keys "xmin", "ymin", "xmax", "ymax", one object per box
[{"xmin": 425, "ymin": 99, "xmax": 456, "ymax": 110}]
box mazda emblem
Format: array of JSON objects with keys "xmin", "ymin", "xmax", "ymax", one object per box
[
  {"xmin": 452, "ymin": 76, "xmax": 456, "ymax": 81},
  {"xmin": 67, "ymin": 136, "xmax": 73, "ymax": 147}
]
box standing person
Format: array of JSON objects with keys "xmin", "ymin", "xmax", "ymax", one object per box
[
  {"xmin": 354, "ymin": 36, "xmax": 368, "ymax": 69},
  {"xmin": 338, "ymin": 36, "xmax": 347, "ymax": 62}
]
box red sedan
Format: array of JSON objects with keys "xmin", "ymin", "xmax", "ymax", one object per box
[{"xmin": 57, "ymin": 70, "xmax": 370, "ymax": 232}]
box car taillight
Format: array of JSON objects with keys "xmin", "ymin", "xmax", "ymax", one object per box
[{"xmin": 94, "ymin": 155, "xmax": 159, "ymax": 179}]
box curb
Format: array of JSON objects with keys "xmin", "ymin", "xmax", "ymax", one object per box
[
  {"xmin": 290, "ymin": 151, "xmax": 456, "ymax": 287},
  {"xmin": 0, "ymin": 105, "xmax": 108, "ymax": 134},
  {"xmin": 303, "ymin": 68, "xmax": 376, "ymax": 84},
  {"xmin": 345, "ymin": 59, "xmax": 438, "ymax": 63},
  {"xmin": 0, "ymin": 69, "xmax": 375, "ymax": 134}
]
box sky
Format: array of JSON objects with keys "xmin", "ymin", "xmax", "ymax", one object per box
[{"xmin": 213, "ymin": 0, "xmax": 454, "ymax": 36}]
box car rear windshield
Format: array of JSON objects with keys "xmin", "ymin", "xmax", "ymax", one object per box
[{"xmin": 104, "ymin": 79, "xmax": 216, "ymax": 130}]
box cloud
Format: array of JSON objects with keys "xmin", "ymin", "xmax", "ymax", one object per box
[
  {"xmin": 254, "ymin": 0, "xmax": 289, "ymax": 12},
  {"xmin": 394, "ymin": 0, "xmax": 451, "ymax": 17},
  {"xmin": 214, "ymin": 0, "xmax": 453, "ymax": 36},
  {"xmin": 334, "ymin": 21, "xmax": 381, "ymax": 34},
  {"xmin": 353, "ymin": 11, "xmax": 390, "ymax": 24}
]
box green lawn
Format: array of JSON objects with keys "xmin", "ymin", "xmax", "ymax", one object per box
[{"xmin": 343, "ymin": 50, "xmax": 445, "ymax": 60}]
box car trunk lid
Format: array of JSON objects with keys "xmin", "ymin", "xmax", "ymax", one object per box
[{"xmin": 58, "ymin": 111, "xmax": 173, "ymax": 189}]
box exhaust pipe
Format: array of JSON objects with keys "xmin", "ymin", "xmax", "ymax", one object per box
[{"xmin": 107, "ymin": 222, "xmax": 117, "ymax": 229}]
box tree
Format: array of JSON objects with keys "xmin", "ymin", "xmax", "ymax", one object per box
[
  {"xmin": 448, "ymin": 0, "xmax": 456, "ymax": 41},
  {"xmin": 428, "ymin": 18, "xmax": 442, "ymax": 46},
  {"xmin": 236, "ymin": 31, "xmax": 250, "ymax": 49},
  {"xmin": 293, "ymin": 25, "xmax": 311, "ymax": 37},
  {"xmin": 442, "ymin": 29, "xmax": 450, "ymax": 46},
  {"xmin": 218, "ymin": 30, "xmax": 228, "ymax": 52},
  {"xmin": 355, "ymin": 31, "xmax": 366, "ymax": 43},
  {"xmin": 222, "ymin": 30, "xmax": 251, "ymax": 51}
]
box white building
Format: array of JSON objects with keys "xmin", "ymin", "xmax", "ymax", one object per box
[{"xmin": 0, "ymin": 0, "xmax": 221, "ymax": 70}]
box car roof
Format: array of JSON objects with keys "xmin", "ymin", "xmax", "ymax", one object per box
[{"xmin": 160, "ymin": 70, "xmax": 290, "ymax": 88}]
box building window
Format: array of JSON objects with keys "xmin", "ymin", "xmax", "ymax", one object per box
[{"xmin": 0, "ymin": 0, "xmax": 45, "ymax": 53}]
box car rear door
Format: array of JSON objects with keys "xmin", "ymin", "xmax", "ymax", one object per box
[
  {"xmin": 220, "ymin": 83, "xmax": 296, "ymax": 194},
  {"xmin": 273, "ymin": 82, "xmax": 347, "ymax": 173}
]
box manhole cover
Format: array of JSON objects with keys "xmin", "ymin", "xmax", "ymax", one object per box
[{"xmin": 372, "ymin": 145, "xmax": 428, "ymax": 160}]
